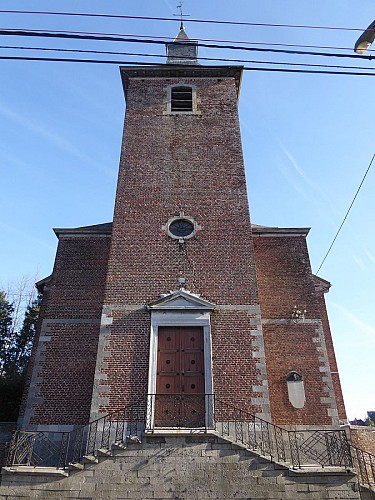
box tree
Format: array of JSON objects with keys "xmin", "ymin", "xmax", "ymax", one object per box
[
  {"xmin": 365, "ymin": 415, "xmax": 375, "ymax": 427},
  {"xmin": 0, "ymin": 291, "xmax": 15, "ymax": 377},
  {"xmin": 12, "ymin": 301, "xmax": 39, "ymax": 375},
  {"xmin": 0, "ymin": 292, "xmax": 39, "ymax": 421}
]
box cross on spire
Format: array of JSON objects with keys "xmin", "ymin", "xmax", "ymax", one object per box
[{"xmin": 174, "ymin": 1, "xmax": 190, "ymax": 30}]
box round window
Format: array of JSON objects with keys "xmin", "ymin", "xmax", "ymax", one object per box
[
  {"xmin": 164, "ymin": 215, "xmax": 200, "ymax": 241},
  {"xmin": 168, "ymin": 218, "xmax": 195, "ymax": 239}
]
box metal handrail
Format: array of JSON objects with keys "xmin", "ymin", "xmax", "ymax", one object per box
[
  {"xmin": 7, "ymin": 398, "xmax": 146, "ymax": 469},
  {"xmin": 5, "ymin": 393, "xmax": 374, "ymax": 489},
  {"xmin": 212, "ymin": 397, "xmax": 353, "ymax": 469},
  {"xmin": 350, "ymin": 443, "xmax": 375, "ymax": 488}
]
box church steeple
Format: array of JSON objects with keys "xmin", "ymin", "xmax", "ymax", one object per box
[{"xmin": 166, "ymin": 25, "xmax": 198, "ymax": 65}]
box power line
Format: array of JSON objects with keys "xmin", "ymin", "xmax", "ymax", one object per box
[
  {"xmin": 1, "ymin": 45, "xmax": 374, "ymax": 73},
  {"xmin": 199, "ymin": 40, "xmax": 374, "ymax": 54},
  {"xmin": 0, "ymin": 10, "xmax": 369, "ymax": 33},
  {"xmin": 77, "ymin": 31, "xmax": 374, "ymax": 53},
  {"xmin": 1, "ymin": 55, "xmax": 375, "ymax": 77},
  {"xmin": 316, "ymin": 154, "xmax": 375, "ymax": 274},
  {"xmin": 0, "ymin": 29, "xmax": 373, "ymax": 60},
  {"xmin": 2, "ymin": 25, "xmax": 368, "ymax": 53},
  {"xmin": 3, "ymin": 4, "xmax": 375, "ymax": 56},
  {"xmin": 1, "ymin": 32, "xmax": 373, "ymax": 54}
]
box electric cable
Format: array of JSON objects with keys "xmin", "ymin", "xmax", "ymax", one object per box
[
  {"xmin": 316, "ymin": 154, "xmax": 375, "ymax": 274},
  {"xmin": 0, "ymin": 29, "xmax": 373, "ymax": 60},
  {"xmin": 0, "ymin": 24, "xmax": 373, "ymax": 53},
  {"xmin": 1, "ymin": 55, "xmax": 375, "ymax": 76},
  {"xmin": 4, "ymin": 27, "xmax": 366, "ymax": 54},
  {"xmin": 0, "ymin": 10, "xmax": 369, "ymax": 33},
  {"xmin": 1, "ymin": 44, "xmax": 374, "ymax": 73}
]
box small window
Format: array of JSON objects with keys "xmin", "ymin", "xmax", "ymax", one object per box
[{"xmin": 171, "ymin": 86, "xmax": 193, "ymax": 112}]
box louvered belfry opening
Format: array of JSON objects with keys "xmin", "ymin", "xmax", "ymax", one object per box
[{"xmin": 171, "ymin": 86, "xmax": 193, "ymax": 112}]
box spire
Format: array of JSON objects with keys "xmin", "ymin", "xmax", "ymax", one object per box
[
  {"xmin": 166, "ymin": 25, "xmax": 198, "ymax": 65},
  {"xmin": 166, "ymin": 3, "xmax": 198, "ymax": 65},
  {"xmin": 176, "ymin": 2, "xmax": 187, "ymax": 32}
]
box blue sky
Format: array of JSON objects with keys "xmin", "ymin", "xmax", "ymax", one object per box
[{"xmin": 0, "ymin": 1, "xmax": 374, "ymax": 420}]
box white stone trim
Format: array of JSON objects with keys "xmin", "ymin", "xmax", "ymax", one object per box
[
  {"xmin": 147, "ymin": 310, "xmax": 213, "ymax": 430},
  {"xmin": 162, "ymin": 215, "xmax": 201, "ymax": 242},
  {"xmin": 163, "ymin": 82, "xmax": 201, "ymax": 115},
  {"xmin": 90, "ymin": 309, "xmax": 113, "ymax": 421}
]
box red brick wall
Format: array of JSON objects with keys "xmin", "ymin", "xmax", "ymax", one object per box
[
  {"xmin": 47, "ymin": 236, "xmax": 110, "ymax": 319},
  {"xmin": 30, "ymin": 323, "xmax": 101, "ymax": 425},
  {"xmin": 261, "ymin": 322, "xmax": 332, "ymax": 426},
  {"xmin": 254, "ymin": 235, "xmax": 339, "ymax": 426},
  {"xmin": 254, "ymin": 235, "xmax": 318, "ymax": 319},
  {"xmin": 105, "ymin": 75, "xmax": 258, "ymax": 305},
  {"xmin": 211, "ymin": 311, "xmax": 262, "ymax": 414},
  {"xmin": 21, "ymin": 235, "xmax": 110, "ymax": 426},
  {"xmin": 98, "ymin": 71, "xmax": 263, "ymax": 415},
  {"xmin": 100, "ymin": 310, "xmax": 151, "ymax": 413}
]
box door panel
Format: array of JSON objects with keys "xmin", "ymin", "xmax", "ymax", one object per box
[
  {"xmin": 155, "ymin": 326, "xmax": 205, "ymax": 427},
  {"xmin": 158, "ymin": 327, "xmax": 180, "ymax": 350},
  {"xmin": 158, "ymin": 352, "xmax": 179, "ymax": 375},
  {"xmin": 181, "ymin": 351, "xmax": 204, "ymax": 373}
]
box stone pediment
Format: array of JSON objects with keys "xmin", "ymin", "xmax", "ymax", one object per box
[{"xmin": 147, "ymin": 290, "xmax": 215, "ymax": 311}]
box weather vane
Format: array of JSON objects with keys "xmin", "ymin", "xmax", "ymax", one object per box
[{"xmin": 174, "ymin": 2, "xmax": 190, "ymax": 30}]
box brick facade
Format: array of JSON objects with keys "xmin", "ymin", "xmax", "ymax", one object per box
[
  {"xmin": 19, "ymin": 230, "xmax": 110, "ymax": 428},
  {"xmin": 253, "ymin": 230, "xmax": 344, "ymax": 426},
  {"xmin": 19, "ymin": 59, "xmax": 347, "ymax": 430},
  {"xmin": 88, "ymin": 66, "xmax": 270, "ymax": 422}
]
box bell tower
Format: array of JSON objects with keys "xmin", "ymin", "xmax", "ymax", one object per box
[{"xmin": 90, "ymin": 27, "xmax": 271, "ymax": 424}]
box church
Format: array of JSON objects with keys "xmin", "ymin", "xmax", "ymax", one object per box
[{"xmin": 2, "ymin": 25, "xmax": 370, "ymax": 500}]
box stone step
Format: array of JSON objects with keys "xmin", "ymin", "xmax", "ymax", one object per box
[
  {"xmin": 97, "ymin": 448, "xmax": 112, "ymax": 457},
  {"xmin": 2, "ymin": 465, "xmax": 68, "ymax": 477},
  {"xmin": 112, "ymin": 441, "xmax": 127, "ymax": 450},
  {"xmin": 215, "ymin": 433, "xmax": 292, "ymax": 470},
  {"xmin": 68, "ymin": 462, "xmax": 84, "ymax": 472},
  {"xmin": 83, "ymin": 454, "xmax": 98, "ymax": 464}
]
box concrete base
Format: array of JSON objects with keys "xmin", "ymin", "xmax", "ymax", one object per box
[{"xmin": 0, "ymin": 434, "xmax": 361, "ymax": 499}]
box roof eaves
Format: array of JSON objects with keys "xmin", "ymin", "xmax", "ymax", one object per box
[
  {"xmin": 252, "ymin": 224, "xmax": 310, "ymax": 237},
  {"xmin": 53, "ymin": 222, "xmax": 113, "ymax": 238}
]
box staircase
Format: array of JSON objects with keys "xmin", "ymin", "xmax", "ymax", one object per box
[{"xmin": 3, "ymin": 395, "xmax": 375, "ymax": 494}]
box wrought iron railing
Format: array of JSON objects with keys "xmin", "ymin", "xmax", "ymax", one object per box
[
  {"xmin": 350, "ymin": 444, "xmax": 375, "ymax": 489},
  {"xmin": 6, "ymin": 399, "xmax": 146, "ymax": 470},
  {"xmin": 4, "ymin": 393, "xmax": 374, "ymax": 490},
  {"xmin": 212, "ymin": 398, "xmax": 353, "ymax": 469},
  {"xmin": 147, "ymin": 393, "xmax": 214, "ymax": 429},
  {"xmin": 0, "ymin": 443, "xmax": 10, "ymax": 469}
]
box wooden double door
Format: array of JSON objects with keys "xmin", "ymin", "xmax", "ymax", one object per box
[{"xmin": 155, "ymin": 326, "xmax": 205, "ymax": 427}]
